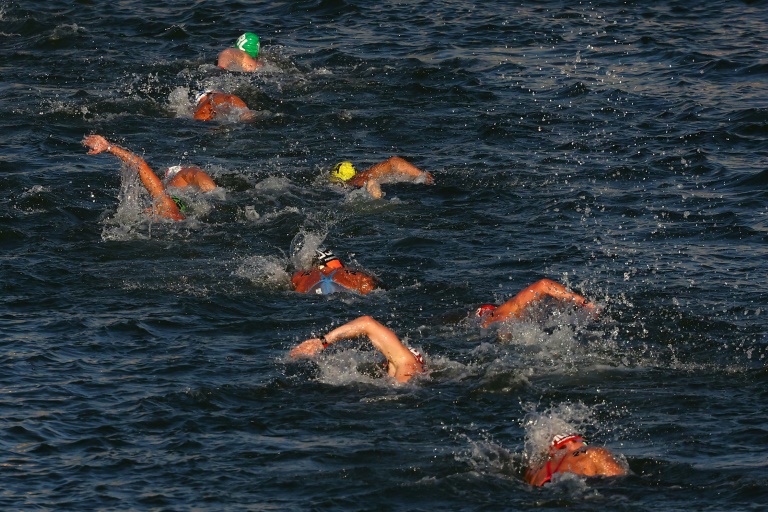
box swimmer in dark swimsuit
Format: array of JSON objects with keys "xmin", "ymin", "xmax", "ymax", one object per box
[
  {"xmin": 474, "ymin": 279, "xmax": 600, "ymax": 327},
  {"xmin": 289, "ymin": 315, "xmax": 426, "ymax": 383},
  {"xmin": 82, "ymin": 135, "xmax": 217, "ymax": 221},
  {"xmin": 525, "ymin": 433, "xmax": 628, "ymax": 486},
  {"xmin": 217, "ymin": 32, "xmax": 263, "ymax": 72},
  {"xmin": 328, "ymin": 157, "xmax": 434, "ymax": 199},
  {"xmin": 291, "ymin": 248, "xmax": 382, "ymax": 295}
]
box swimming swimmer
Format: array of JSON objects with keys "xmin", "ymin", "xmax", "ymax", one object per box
[
  {"xmin": 82, "ymin": 135, "xmax": 217, "ymax": 221},
  {"xmin": 217, "ymin": 32, "xmax": 263, "ymax": 72},
  {"xmin": 475, "ymin": 279, "xmax": 599, "ymax": 328},
  {"xmin": 291, "ymin": 248, "xmax": 383, "ymax": 295},
  {"xmin": 524, "ymin": 433, "xmax": 628, "ymax": 486},
  {"xmin": 328, "ymin": 157, "xmax": 434, "ymax": 199},
  {"xmin": 193, "ymin": 90, "xmax": 256, "ymax": 122},
  {"xmin": 289, "ymin": 315, "xmax": 426, "ymax": 383}
]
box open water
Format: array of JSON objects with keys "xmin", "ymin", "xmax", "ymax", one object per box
[{"xmin": 2, "ymin": 0, "xmax": 768, "ymax": 510}]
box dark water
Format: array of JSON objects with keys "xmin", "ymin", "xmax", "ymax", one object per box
[{"xmin": 2, "ymin": 0, "xmax": 768, "ymax": 509}]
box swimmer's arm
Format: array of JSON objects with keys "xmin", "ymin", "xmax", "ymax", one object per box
[
  {"xmin": 484, "ymin": 279, "xmax": 598, "ymax": 326},
  {"xmin": 355, "ymin": 157, "xmax": 434, "ymax": 185},
  {"xmin": 365, "ymin": 180, "xmax": 384, "ymax": 199},
  {"xmin": 335, "ymin": 316, "xmax": 418, "ymax": 382},
  {"xmin": 289, "ymin": 316, "xmax": 419, "ymax": 382},
  {"xmin": 524, "ymin": 464, "xmax": 549, "ymax": 486},
  {"xmin": 289, "ymin": 338, "xmax": 326, "ymax": 358},
  {"xmin": 290, "ymin": 316, "xmax": 399, "ymax": 359},
  {"xmin": 82, "ymin": 135, "xmax": 183, "ymax": 220}
]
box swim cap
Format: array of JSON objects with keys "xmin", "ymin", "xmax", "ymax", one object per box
[
  {"xmin": 313, "ymin": 248, "xmax": 339, "ymax": 266},
  {"xmin": 408, "ymin": 347, "xmax": 425, "ymax": 366},
  {"xmin": 165, "ymin": 165, "xmax": 183, "ymax": 179},
  {"xmin": 194, "ymin": 89, "xmax": 214, "ymax": 105},
  {"xmin": 551, "ymin": 434, "xmax": 585, "ymax": 451},
  {"xmin": 329, "ymin": 161, "xmax": 357, "ymax": 182},
  {"xmin": 475, "ymin": 304, "xmax": 497, "ymax": 317},
  {"xmin": 171, "ymin": 195, "xmax": 188, "ymax": 213},
  {"xmin": 235, "ymin": 32, "xmax": 260, "ymax": 58}
]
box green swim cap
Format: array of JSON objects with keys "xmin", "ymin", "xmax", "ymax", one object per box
[
  {"xmin": 329, "ymin": 161, "xmax": 357, "ymax": 182},
  {"xmin": 171, "ymin": 195, "xmax": 188, "ymax": 213},
  {"xmin": 235, "ymin": 32, "xmax": 260, "ymax": 58}
]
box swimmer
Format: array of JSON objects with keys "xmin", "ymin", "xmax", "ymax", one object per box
[
  {"xmin": 291, "ymin": 248, "xmax": 383, "ymax": 295},
  {"xmin": 193, "ymin": 90, "xmax": 256, "ymax": 122},
  {"xmin": 525, "ymin": 433, "xmax": 628, "ymax": 486},
  {"xmin": 475, "ymin": 279, "xmax": 599, "ymax": 328},
  {"xmin": 328, "ymin": 157, "xmax": 434, "ymax": 199},
  {"xmin": 82, "ymin": 134, "xmax": 216, "ymax": 221},
  {"xmin": 290, "ymin": 315, "xmax": 426, "ymax": 383},
  {"xmin": 217, "ymin": 32, "xmax": 263, "ymax": 72}
]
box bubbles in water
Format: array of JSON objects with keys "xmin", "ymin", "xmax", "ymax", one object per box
[
  {"xmin": 244, "ymin": 205, "xmax": 260, "ymax": 221},
  {"xmin": 521, "ymin": 402, "xmax": 591, "ymax": 466},
  {"xmin": 167, "ymin": 86, "xmax": 195, "ymax": 118},
  {"xmin": 289, "ymin": 229, "xmax": 328, "ymax": 270},
  {"xmin": 233, "ymin": 254, "xmax": 291, "ymax": 290}
]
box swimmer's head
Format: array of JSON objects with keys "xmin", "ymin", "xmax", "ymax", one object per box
[
  {"xmin": 328, "ymin": 161, "xmax": 357, "ymax": 183},
  {"xmin": 312, "ymin": 248, "xmax": 342, "ymax": 268},
  {"xmin": 194, "ymin": 89, "xmax": 215, "ymax": 105},
  {"xmin": 165, "ymin": 165, "xmax": 183, "ymax": 179},
  {"xmin": 550, "ymin": 434, "xmax": 585, "ymax": 452},
  {"xmin": 235, "ymin": 32, "xmax": 260, "ymax": 58},
  {"xmin": 475, "ymin": 304, "xmax": 497, "ymax": 317},
  {"xmin": 383, "ymin": 347, "xmax": 426, "ymax": 373},
  {"xmin": 408, "ymin": 347, "xmax": 425, "ymax": 366}
]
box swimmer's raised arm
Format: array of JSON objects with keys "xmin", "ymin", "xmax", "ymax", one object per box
[
  {"xmin": 350, "ymin": 157, "xmax": 434, "ymax": 186},
  {"xmin": 290, "ymin": 315, "xmax": 423, "ymax": 382},
  {"xmin": 483, "ymin": 279, "xmax": 599, "ymax": 327},
  {"xmin": 82, "ymin": 135, "xmax": 183, "ymax": 221}
]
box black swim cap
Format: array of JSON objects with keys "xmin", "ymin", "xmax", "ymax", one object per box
[{"xmin": 313, "ymin": 248, "xmax": 338, "ymax": 266}]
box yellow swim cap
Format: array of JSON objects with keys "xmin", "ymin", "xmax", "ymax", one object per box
[{"xmin": 329, "ymin": 161, "xmax": 356, "ymax": 182}]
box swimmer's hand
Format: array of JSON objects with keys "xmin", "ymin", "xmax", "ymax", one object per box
[
  {"xmin": 83, "ymin": 135, "xmax": 110, "ymax": 155},
  {"xmin": 290, "ymin": 338, "xmax": 325, "ymax": 359},
  {"xmin": 422, "ymin": 171, "xmax": 434, "ymax": 185},
  {"xmin": 239, "ymin": 110, "xmax": 257, "ymax": 123},
  {"xmin": 582, "ymin": 301, "xmax": 603, "ymax": 319}
]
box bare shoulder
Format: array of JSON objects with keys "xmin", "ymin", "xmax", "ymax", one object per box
[{"xmin": 584, "ymin": 446, "xmax": 628, "ymax": 475}]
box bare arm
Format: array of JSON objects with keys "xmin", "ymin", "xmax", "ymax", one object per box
[
  {"xmin": 83, "ymin": 135, "xmax": 183, "ymax": 220},
  {"xmin": 483, "ymin": 279, "xmax": 597, "ymax": 327},
  {"xmin": 524, "ymin": 464, "xmax": 550, "ymax": 486},
  {"xmin": 351, "ymin": 157, "xmax": 433, "ymax": 186},
  {"xmin": 166, "ymin": 167, "xmax": 217, "ymax": 192},
  {"xmin": 290, "ymin": 315, "xmax": 422, "ymax": 382}
]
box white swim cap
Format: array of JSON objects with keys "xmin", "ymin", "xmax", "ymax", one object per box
[{"xmin": 194, "ymin": 89, "xmax": 214, "ymax": 104}]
